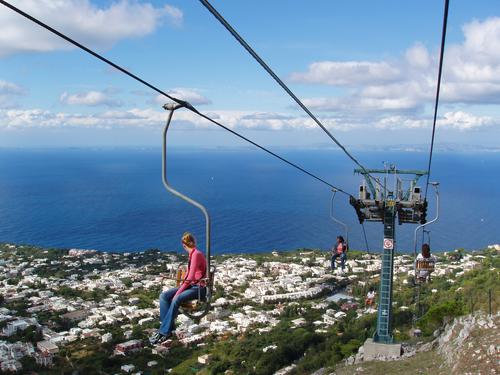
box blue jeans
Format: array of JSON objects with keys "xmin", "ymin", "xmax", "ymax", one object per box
[
  {"xmin": 159, "ymin": 286, "xmax": 206, "ymax": 335},
  {"xmin": 331, "ymin": 253, "xmax": 346, "ymax": 270}
]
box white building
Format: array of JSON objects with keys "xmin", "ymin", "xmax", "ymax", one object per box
[
  {"xmin": 102, "ymin": 333, "xmax": 113, "ymax": 343},
  {"xmin": 3, "ymin": 320, "xmax": 29, "ymax": 337},
  {"xmin": 121, "ymin": 364, "xmax": 135, "ymax": 373}
]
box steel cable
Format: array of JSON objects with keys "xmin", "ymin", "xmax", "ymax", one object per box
[
  {"xmin": 424, "ymin": 0, "xmax": 449, "ymax": 200},
  {"xmin": 198, "ymin": 0, "xmax": 383, "ymax": 189}
]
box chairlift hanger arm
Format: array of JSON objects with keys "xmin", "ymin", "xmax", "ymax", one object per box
[
  {"xmin": 330, "ymin": 190, "xmax": 349, "ymax": 244},
  {"xmin": 162, "ymin": 104, "xmax": 211, "ymax": 278},
  {"xmin": 413, "ymin": 183, "xmax": 440, "ymax": 257}
]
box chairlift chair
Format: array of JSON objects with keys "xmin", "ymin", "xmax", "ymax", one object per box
[
  {"xmin": 162, "ymin": 102, "xmax": 215, "ymax": 320},
  {"xmin": 415, "ymin": 258, "xmax": 436, "ymax": 283},
  {"xmin": 412, "ymin": 182, "xmax": 439, "ymax": 284},
  {"xmin": 330, "ymin": 189, "xmax": 349, "ymax": 269}
]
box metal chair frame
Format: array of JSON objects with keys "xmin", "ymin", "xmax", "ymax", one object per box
[
  {"xmin": 412, "ymin": 182, "xmax": 439, "ymax": 284},
  {"xmin": 162, "ymin": 103, "xmax": 213, "ymax": 320}
]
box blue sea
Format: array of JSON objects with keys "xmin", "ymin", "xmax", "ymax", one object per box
[{"xmin": 0, "ymin": 148, "xmax": 498, "ymax": 254}]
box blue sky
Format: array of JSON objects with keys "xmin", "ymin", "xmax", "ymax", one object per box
[{"xmin": 0, "ymin": 0, "xmax": 499, "ymax": 149}]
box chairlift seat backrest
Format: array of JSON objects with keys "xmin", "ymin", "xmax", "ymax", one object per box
[{"xmin": 416, "ymin": 259, "xmax": 435, "ymax": 272}]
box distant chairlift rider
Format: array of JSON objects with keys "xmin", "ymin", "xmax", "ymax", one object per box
[
  {"xmin": 415, "ymin": 243, "xmax": 436, "ymax": 283},
  {"xmin": 331, "ymin": 235, "xmax": 347, "ymax": 272}
]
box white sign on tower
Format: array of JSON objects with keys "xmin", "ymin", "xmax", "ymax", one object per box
[{"xmin": 383, "ymin": 238, "xmax": 394, "ymax": 250}]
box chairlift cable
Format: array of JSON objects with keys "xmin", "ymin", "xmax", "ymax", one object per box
[
  {"xmin": 0, "ymin": 0, "xmax": 352, "ymax": 197},
  {"xmin": 191, "ymin": 107, "xmax": 353, "ymax": 195},
  {"xmin": 198, "ymin": 0, "xmax": 383, "ymax": 189},
  {"xmin": 423, "ymin": 0, "xmax": 449, "ymax": 201},
  {"xmin": 420, "ymin": 0, "xmax": 449, "ymax": 246}
]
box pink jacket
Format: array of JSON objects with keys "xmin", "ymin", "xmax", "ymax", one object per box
[
  {"xmin": 174, "ymin": 248, "xmax": 207, "ymax": 298},
  {"xmin": 335, "ymin": 242, "xmax": 346, "ymax": 255}
]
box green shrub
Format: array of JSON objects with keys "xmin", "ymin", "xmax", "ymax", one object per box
[{"xmin": 418, "ymin": 300, "xmax": 464, "ymax": 335}]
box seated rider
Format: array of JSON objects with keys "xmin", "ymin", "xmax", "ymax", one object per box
[
  {"xmin": 149, "ymin": 232, "xmax": 207, "ymax": 345},
  {"xmin": 415, "ymin": 243, "xmax": 436, "ymax": 282},
  {"xmin": 365, "ymin": 288, "xmax": 376, "ymax": 306},
  {"xmin": 331, "ymin": 235, "xmax": 347, "ymax": 272}
]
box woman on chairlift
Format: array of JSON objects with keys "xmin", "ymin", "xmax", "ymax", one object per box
[{"xmin": 150, "ymin": 232, "xmax": 207, "ymax": 345}]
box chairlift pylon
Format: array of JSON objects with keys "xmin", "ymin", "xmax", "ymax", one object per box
[{"xmin": 350, "ymin": 166, "xmax": 431, "ymax": 344}]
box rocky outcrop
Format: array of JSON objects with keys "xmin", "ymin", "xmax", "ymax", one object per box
[{"xmin": 437, "ymin": 312, "xmax": 499, "ymax": 374}]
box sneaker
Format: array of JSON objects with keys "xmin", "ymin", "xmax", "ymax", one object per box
[
  {"xmin": 149, "ymin": 332, "xmax": 162, "ymax": 345},
  {"xmin": 149, "ymin": 332, "xmax": 172, "ymax": 345},
  {"xmin": 157, "ymin": 333, "xmax": 172, "ymax": 344}
]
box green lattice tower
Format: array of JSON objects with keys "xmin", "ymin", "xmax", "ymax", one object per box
[
  {"xmin": 374, "ymin": 198, "xmax": 396, "ymax": 344},
  {"xmin": 351, "ymin": 168, "xmax": 429, "ymax": 344}
]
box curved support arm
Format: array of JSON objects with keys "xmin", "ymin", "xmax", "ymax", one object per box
[
  {"xmin": 162, "ymin": 103, "xmax": 211, "ymax": 284},
  {"xmin": 330, "ymin": 189, "xmax": 349, "ymax": 244},
  {"xmin": 413, "ymin": 183, "xmax": 439, "ymax": 257}
]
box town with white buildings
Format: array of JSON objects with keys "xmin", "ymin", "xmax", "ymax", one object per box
[{"xmin": 0, "ymin": 242, "xmax": 496, "ymax": 374}]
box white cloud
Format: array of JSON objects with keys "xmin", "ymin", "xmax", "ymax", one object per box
[
  {"xmin": 405, "ymin": 43, "xmax": 431, "ymax": 69},
  {"xmin": 375, "ymin": 116, "xmax": 427, "ymax": 130},
  {"xmin": 0, "ymin": 107, "xmax": 353, "ymax": 132},
  {"xmin": 375, "ymin": 111, "xmax": 495, "ymax": 131},
  {"xmin": 461, "ymin": 17, "xmax": 500, "ymax": 62},
  {"xmin": 142, "ymin": 109, "xmax": 356, "ymax": 131},
  {"xmin": 60, "ymin": 90, "xmax": 122, "ymax": 107},
  {"xmin": 154, "ymin": 88, "xmax": 212, "ymax": 106},
  {"xmin": 0, "ymin": 80, "xmax": 26, "ymax": 108},
  {"xmin": 0, "ymin": 0, "xmax": 183, "ymax": 57},
  {"xmin": 442, "ymin": 17, "xmax": 500, "ymax": 104},
  {"xmin": 302, "ymin": 95, "xmax": 421, "ymax": 112},
  {"xmin": 289, "ymin": 61, "xmax": 401, "ymax": 86},
  {"xmin": 163, "ymin": 5, "xmax": 183, "ymax": 28},
  {"xmin": 0, "ymin": 107, "xmax": 495, "ymax": 134},
  {"xmin": 0, "ymin": 80, "xmax": 25, "ymax": 95},
  {"xmin": 0, "ymin": 109, "xmax": 104, "ymax": 129},
  {"xmin": 289, "ymin": 17, "xmax": 500, "ymax": 115},
  {"xmin": 437, "ymin": 111, "xmax": 495, "ymax": 131},
  {"xmin": 290, "ymin": 51, "xmax": 432, "ymax": 113},
  {"xmin": 0, "ymin": 108, "xmax": 164, "ymax": 129}
]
